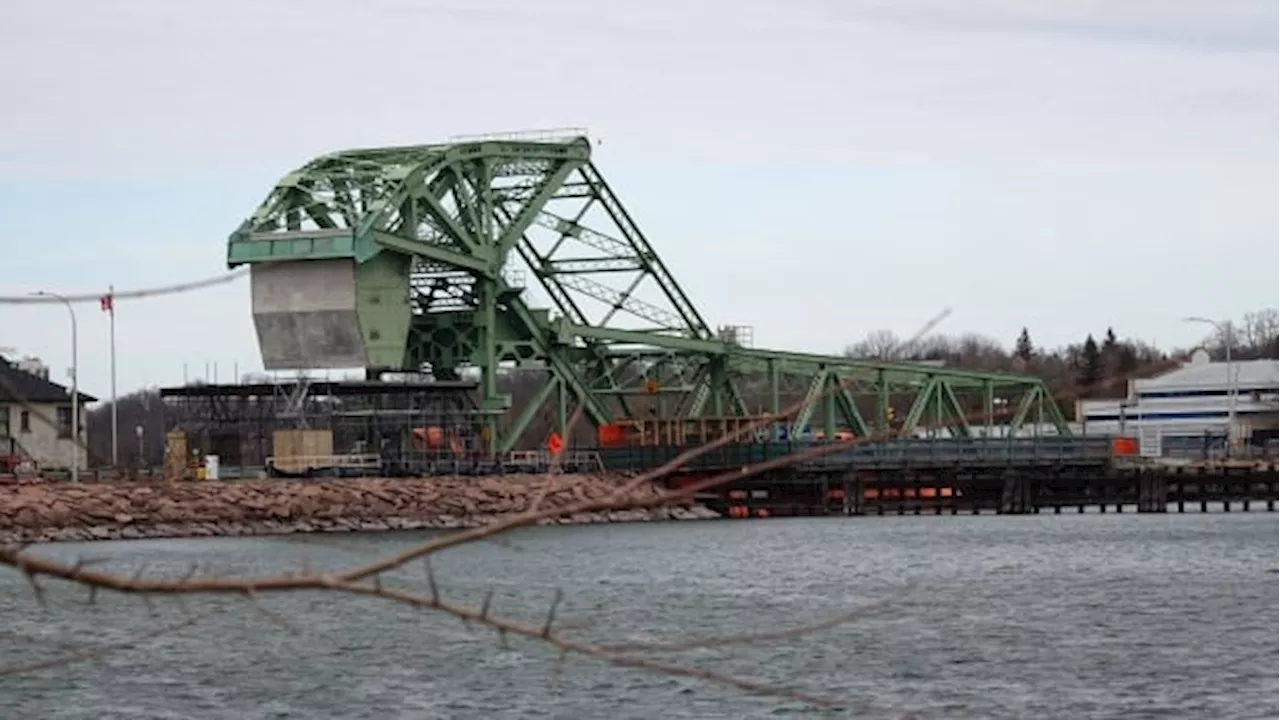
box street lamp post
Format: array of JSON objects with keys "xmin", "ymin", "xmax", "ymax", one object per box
[
  {"xmin": 108, "ymin": 284, "xmax": 118, "ymax": 467},
  {"xmin": 1182, "ymin": 316, "xmax": 1236, "ymax": 457},
  {"xmin": 34, "ymin": 291, "xmax": 79, "ymax": 482}
]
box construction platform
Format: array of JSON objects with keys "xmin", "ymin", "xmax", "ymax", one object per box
[
  {"xmin": 158, "ymin": 375, "xmax": 1097, "ymax": 480},
  {"xmin": 155, "ymin": 377, "xmax": 1279, "ymax": 518},
  {"xmin": 159, "ymin": 378, "xmax": 482, "ymax": 479}
]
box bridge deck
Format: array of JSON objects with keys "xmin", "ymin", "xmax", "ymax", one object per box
[{"xmin": 596, "ymin": 436, "xmax": 1116, "ymax": 473}]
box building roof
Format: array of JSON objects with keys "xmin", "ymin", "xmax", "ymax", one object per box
[
  {"xmin": 0, "ymin": 357, "xmax": 98, "ymax": 404},
  {"xmin": 1136, "ymin": 357, "xmax": 1278, "ymax": 391}
]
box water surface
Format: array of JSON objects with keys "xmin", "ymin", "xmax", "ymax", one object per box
[{"xmin": 1, "ymin": 513, "xmax": 1276, "ymax": 719}]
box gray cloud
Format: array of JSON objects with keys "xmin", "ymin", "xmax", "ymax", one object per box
[
  {"xmin": 2, "ymin": 0, "xmax": 1273, "ymax": 177},
  {"xmin": 802, "ymin": 0, "xmax": 1278, "ymax": 53}
]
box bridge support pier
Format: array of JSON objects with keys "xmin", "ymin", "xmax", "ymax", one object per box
[
  {"xmin": 843, "ymin": 472, "xmax": 864, "ymax": 516},
  {"xmin": 1137, "ymin": 471, "xmax": 1168, "ymax": 513},
  {"xmin": 999, "ymin": 473, "xmax": 1035, "ymax": 515}
]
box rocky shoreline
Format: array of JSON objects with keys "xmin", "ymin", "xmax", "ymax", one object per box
[{"xmin": 0, "ymin": 474, "xmax": 720, "ymax": 544}]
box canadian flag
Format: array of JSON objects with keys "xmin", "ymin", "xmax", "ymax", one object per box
[{"xmin": 99, "ymin": 294, "xmax": 113, "ymax": 313}]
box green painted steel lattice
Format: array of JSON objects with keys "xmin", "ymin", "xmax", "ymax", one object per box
[{"xmin": 227, "ymin": 132, "xmax": 1071, "ymax": 452}]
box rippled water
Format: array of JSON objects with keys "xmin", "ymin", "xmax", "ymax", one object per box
[{"xmin": 1, "ymin": 512, "xmax": 1276, "ymax": 719}]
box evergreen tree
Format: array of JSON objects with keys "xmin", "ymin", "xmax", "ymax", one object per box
[
  {"xmin": 1079, "ymin": 334, "xmax": 1102, "ymax": 387},
  {"xmin": 1115, "ymin": 343, "xmax": 1139, "ymax": 376},
  {"xmin": 1100, "ymin": 326, "xmax": 1120, "ymax": 380},
  {"xmin": 1014, "ymin": 327, "xmax": 1034, "ymax": 362}
]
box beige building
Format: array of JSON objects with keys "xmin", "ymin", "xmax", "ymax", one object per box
[{"xmin": 0, "ymin": 356, "xmax": 96, "ymax": 472}]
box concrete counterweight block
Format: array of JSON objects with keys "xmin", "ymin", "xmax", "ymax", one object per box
[{"xmin": 251, "ymin": 259, "xmax": 367, "ymax": 370}]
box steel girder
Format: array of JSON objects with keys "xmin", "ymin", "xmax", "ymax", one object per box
[{"xmin": 227, "ymin": 134, "xmax": 1071, "ymax": 453}]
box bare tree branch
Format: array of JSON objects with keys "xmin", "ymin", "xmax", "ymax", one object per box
[{"xmin": 322, "ymin": 578, "xmax": 851, "ymax": 708}]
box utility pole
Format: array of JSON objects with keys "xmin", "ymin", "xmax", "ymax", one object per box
[
  {"xmin": 1182, "ymin": 316, "xmax": 1236, "ymax": 457},
  {"xmin": 103, "ymin": 286, "xmax": 118, "ymax": 466},
  {"xmin": 34, "ymin": 291, "xmax": 78, "ymax": 482}
]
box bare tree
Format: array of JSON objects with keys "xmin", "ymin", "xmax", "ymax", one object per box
[
  {"xmin": 1239, "ymin": 308, "xmax": 1279, "ymax": 360},
  {"xmin": 844, "ymin": 329, "xmax": 902, "ymax": 360}
]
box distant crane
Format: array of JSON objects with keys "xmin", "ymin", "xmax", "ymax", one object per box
[{"xmin": 899, "ymin": 307, "xmax": 954, "ymax": 359}]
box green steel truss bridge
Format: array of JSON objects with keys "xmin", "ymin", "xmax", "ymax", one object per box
[{"xmin": 227, "ymin": 131, "xmax": 1070, "ymax": 453}]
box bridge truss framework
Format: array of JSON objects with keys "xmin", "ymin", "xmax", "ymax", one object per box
[{"xmin": 227, "ymin": 132, "xmax": 1070, "ymax": 454}]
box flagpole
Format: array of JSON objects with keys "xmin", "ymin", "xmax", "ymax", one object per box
[{"xmin": 108, "ymin": 285, "xmax": 118, "ymax": 467}]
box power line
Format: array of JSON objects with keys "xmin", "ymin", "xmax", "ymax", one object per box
[{"xmin": 0, "ymin": 268, "xmax": 248, "ymax": 305}]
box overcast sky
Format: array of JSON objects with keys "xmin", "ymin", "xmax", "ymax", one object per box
[{"xmin": 1, "ymin": 0, "xmax": 1276, "ymax": 398}]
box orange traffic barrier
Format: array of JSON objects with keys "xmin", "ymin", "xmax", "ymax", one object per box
[
  {"xmin": 863, "ymin": 487, "xmax": 956, "ymax": 499},
  {"xmin": 596, "ymin": 424, "xmax": 627, "ymax": 446},
  {"xmin": 1112, "ymin": 436, "xmax": 1138, "ymax": 455}
]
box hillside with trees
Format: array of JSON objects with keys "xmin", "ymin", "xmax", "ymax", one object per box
[{"xmin": 846, "ymin": 324, "xmax": 1168, "ymax": 402}]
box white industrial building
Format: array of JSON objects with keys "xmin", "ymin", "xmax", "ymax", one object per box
[{"xmin": 1077, "ymin": 350, "xmax": 1279, "ymax": 458}]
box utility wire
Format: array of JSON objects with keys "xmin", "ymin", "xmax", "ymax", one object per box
[
  {"xmin": 0, "ymin": 267, "xmax": 250, "ymax": 469},
  {"xmin": 0, "ymin": 268, "xmax": 248, "ymax": 305}
]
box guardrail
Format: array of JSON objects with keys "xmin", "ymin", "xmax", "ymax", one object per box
[
  {"xmin": 266, "ymin": 454, "xmax": 383, "ymax": 477},
  {"xmin": 808, "ymin": 436, "xmax": 1115, "ymax": 468}
]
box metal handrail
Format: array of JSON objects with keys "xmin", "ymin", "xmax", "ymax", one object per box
[
  {"xmin": 449, "ymin": 128, "xmax": 589, "ymax": 144},
  {"xmin": 266, "ymin": 453, "xmax": 382, "ymax": 469}
]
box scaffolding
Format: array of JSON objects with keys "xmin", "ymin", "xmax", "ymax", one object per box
[{"xmin": 160, "ymin": 378, "xmax": 481, "ymax": 477}]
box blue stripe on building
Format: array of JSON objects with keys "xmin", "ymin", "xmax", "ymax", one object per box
[
  {"xmin": 1137, "ymin": 388, "xmax": 1274, "ymax": 400},
  {"xmin": 1080, "ymin": 409, "xmax": 1269, "ymax": 420}
]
